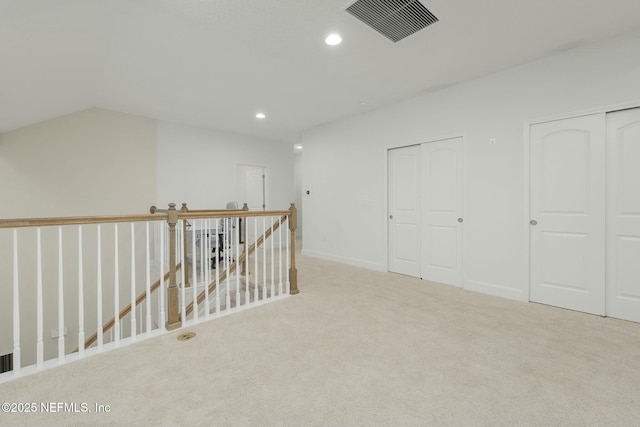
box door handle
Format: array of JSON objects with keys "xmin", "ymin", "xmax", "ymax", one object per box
[
  {"xmin": 530, "ymin": 220, "xmax": 537, "ymax": 226},
  {"xmin": 389, "ymin": 215, "xmax": 393, "ymax": 219},
  {"xmin": 457, "ymin": 218, "xmax": 463, "ymax": 223}
]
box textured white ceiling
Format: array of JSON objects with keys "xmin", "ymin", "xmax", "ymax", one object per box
[{"xmin": 2, "ymin": 0, "xmax": 640, "ymax": 141}]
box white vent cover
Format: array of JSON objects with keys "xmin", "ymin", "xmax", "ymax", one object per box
[{"xmin": 346, "ymin": 0, "xmax": 438, "ymax": 43}]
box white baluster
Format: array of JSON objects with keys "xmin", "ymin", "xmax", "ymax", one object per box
[
  {"xmin": 12, "ymin": 229, "xmax": 21, "ymax": 374},
  {"xmin": 97, "ymin": 225, "xmax": 103, "ymax": 350},
  {"xmin": 200, "ymin": 223, "xmax": 204, "ymax": 301},
  {"xmin": 225, "ymin": 218, "xmax": 231, "ymax": 310},
  {"xmin": 204, "ymin": 219, "xmax": 210, "ymax": 319},
  {"xmin": 57, "ymin": 227, "xmax": 65, "ymax": 362},
  {"xmin": 36, "ymin": 228, "xmax": 43, "ymax": 368},
  {"xmin": 278, "ymin": 217, "xmax": 283, "ymax": 296},
  {"xmin": 286, "ymin": 217, "xmax": 290, "ymax": 295},
  {"xmin": 200, "ymin": 224, "xmax": 205, "ymax": 281},
  {"xmin": 78, "ymin": 226, "xmax": 85, "ymax": 358},
  {"xmin": 235, "ymin": 217, "xmax": 240, "ymax": 308},
  {"xmin": 262, "ymin": 217, "xmax": 267, "ymax": 299},
  {"xmin": 192, "ymin": 219, "xmax": 198, "ymax": 322},
  {"xmin": 114, "ymin": 224, "xmax": 120, "ymax": 345},
  {"xmin": 215, "ymin": 218, "xmax": 220, "ymax": 314},
  {"xmin": 130, "ymin": 223, "xmax": 136, "ymax": 340},
  {"xmin": 180, "ymin": 221, "xmax": 186, "ymax": 320},
  {"xmin": 146, "ymin": 222, "xmax": 152, "ymax": 333},
  {"xmin": 198, "ymin": 224, "xmax": 203, "ymax": 294},
  {"xmin": 270, "ymin": 217, "xmax": 275, "ymax": 299},
  {"xmin": 254, "ymin": 217, "xmax": 259, "ymax": 303},
  {"xmin": 159, "ymin": 221, "xmax": 165, "ymax": 331},
  {"xmin": 245, "ymin": 216, "xmax": 250, "ymax": 305}
]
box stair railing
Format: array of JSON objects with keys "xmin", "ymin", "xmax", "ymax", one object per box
[
  {"xmin": 0, "ymin": 202, "xmax": 298, "ymax": 383},
  {"xmin": 152, "ymin": 203, "xmax": 299, "ymax": 326}
]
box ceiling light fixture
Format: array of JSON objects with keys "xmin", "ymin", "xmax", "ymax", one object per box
[
  {"xmin": 256, "ymin": 113, "xmax": 266, "ymax": 119},
  {"xmin": 325, "ymin": 33, "xmax": 342, "ymax": 45}
]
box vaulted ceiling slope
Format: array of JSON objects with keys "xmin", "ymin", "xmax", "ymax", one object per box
[{"xmin": 2, "ymin": 0, "xmax": 640, "ymax": 141}]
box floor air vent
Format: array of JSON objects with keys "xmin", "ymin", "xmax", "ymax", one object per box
[{"xmin": 346, "ymin": 0, "xmax": 438, "ymax": 43}]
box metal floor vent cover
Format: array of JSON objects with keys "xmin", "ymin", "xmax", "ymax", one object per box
[
  {"xmin": 346, "ymin": 0, "xmax": 438, "ymax": 43},
  {"xmin": 177, "ymin": 332, "xmax": 196, "ymax": 341}
]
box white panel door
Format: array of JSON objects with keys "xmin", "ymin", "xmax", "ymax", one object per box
[
  {"xmin": 530, "ymin": 114, "xmax": 606, "ymax": 315},
  {"xmin": 420, "ymin": 137, "xmax": 463, "ymax": 286},
  {"xmin": 237, "ymin": 165, "xmax": 266, "ymax": 245},
  {"xmin": 388, "ymin": 145, "xmax": 420, "ymax": 277},
  {"xmin": 246, "ymin": 168, "xmax": 265, "ymax": 211},
  {"xmin": 606, "ymin": 108, "xmax": 640, "ymax": 322}
]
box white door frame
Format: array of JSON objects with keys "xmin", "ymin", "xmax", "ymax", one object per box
[
  {"xmin": 384, "ymin": 133, "xmax": 468, "ymax": 288},
  {"xmin": 522, "ymin": 100, "xmax": 640, "ymax": 302}
]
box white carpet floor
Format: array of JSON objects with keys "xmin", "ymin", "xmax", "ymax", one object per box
[{"xmin": 1, "ymin": 249, "xmax": 639, "ymax": 427}]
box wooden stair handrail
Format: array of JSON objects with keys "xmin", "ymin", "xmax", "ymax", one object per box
[
  {"xmin": 73, "ymin": 263, "xmax": 182, "ymax": 352},
  {"xmin": 151, "ymin": 202, "xmax": 245, "ymax": 215},
  {"xmin": 184, "ymin": 215, "xmax": 287, "ymax": 317},
  {"xmin": 180, "ymin": 210, "xmax": 291, "ymax": 219},
  {"xmin": 0, "ymin": 213, "xmax": 168, "ymax": 229}
]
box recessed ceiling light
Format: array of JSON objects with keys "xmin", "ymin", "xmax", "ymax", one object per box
[
  {"xmin": 358, "ymin": 101, "xmax": 368, "ymax": 106},
  {"xmin": 294, "ymin": 144, "xmax": 303, "ymax": 150},
  {"xmin": 325, "ymin": 33, "xmax": 342, "ymax": 46},
  {"xmin": 256, "ymin": 113, "xmax": 266, "ymax": 119}
]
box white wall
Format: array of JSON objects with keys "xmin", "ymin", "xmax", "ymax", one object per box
[
  {"xmin": 0, "ymin": 108, "xmax": 156, "ymax": 218},
  {"xmin": 301, "ymin": 30, "xmax": 640, "ymax": 300},
  {"xmin": 156, "ymin": 121, "xmax": 294, "ymax": 212}
]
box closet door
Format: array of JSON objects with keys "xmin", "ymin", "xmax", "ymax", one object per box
[
  {"xmin": 388, "ymin": 145, "xmax": 421, "ymax": 277},
  {"xmin": 420, "ymin": 137, "xmax": 463, "ymax": 286},
  {"xmin": 530, "ymin": 114, "xmax": 606, "ymax": 315},
  {"xmin": 606, "ymin": 108, "xmax": 640, "ymax": 322}
]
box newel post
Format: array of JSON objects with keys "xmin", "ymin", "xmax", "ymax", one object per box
[
  {"xmin": 289, "ymin": 203, "xmax": 299, "ymax": 295},
  {"xmin": 241, "ymin": 203, "xmax": 249, "ymax": 276},
  {"xmin": 166, "ymin": 203, "xmax": 181, "ymax": 331}
]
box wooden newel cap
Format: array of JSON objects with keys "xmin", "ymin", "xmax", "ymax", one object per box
[
  {"xmin": 181, "ymin": 203, "xmax": 188, "ymax": 212},
  {"xmin": 167, "ymin": 203, "xmax": 178, "ymax": 224},
  {"xmin": 150, "ymin": 205, "xmax": 157, "ymax": 214}
]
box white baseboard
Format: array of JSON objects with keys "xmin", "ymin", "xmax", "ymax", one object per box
[
  {"xmin": 464, "ymin": 279, "xmax": 527, "ymax": 302},
  {"xmin": 301, "ymin": 249, "xmax": 386, "ymax": 272}
]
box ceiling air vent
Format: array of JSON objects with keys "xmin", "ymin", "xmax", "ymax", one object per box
[{"xmin": 346, "ymin": 0, "xmax": 438, "ymax": 43}]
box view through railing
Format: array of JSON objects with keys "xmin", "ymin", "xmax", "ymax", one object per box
[{"xmin": 0, "ymin": 203, "xmax": 298, "ymax": 383}]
